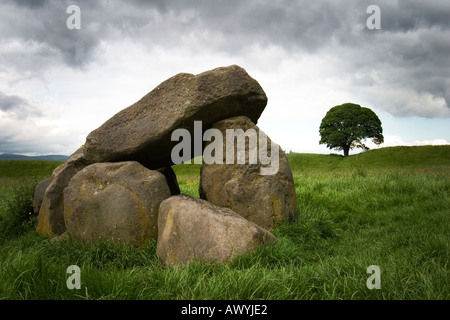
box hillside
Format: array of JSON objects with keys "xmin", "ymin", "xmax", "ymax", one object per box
[
  {"xmin": 0, "ymin": 160, "xmax": 63, "ymax": 179},
  {"xmin": 0, "ymin": 144, "xmax": 448, "ymax": 300},
  {"xmin": 286, "ymin": 145, "xmax": 450, "ymax": 172},
  {"xmin": 0, "ymin": 145, "xmax": 448, "ymax": 180}
]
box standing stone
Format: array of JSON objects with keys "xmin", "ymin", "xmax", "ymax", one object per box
[
  {"xmin": 199, "ymin": 116, "xmax": 298, "ymax": 230},
  {"xmin": 32, "ymin": 178, "xmax": 51, "ymax": 215},
  {"xmin": 64, "ymin": 161, "xmax": 171, "ymax": 247},
  {"xmin": 36, "ymin": 147, "xmax": 89, "ymax": 237},
  {"xmin": 83, "ymin": 65, "xmax": 267, "ymax": 169},
  {"xmin": 157, "ymin": 194, "xmax": 277, "ymax": 265}
]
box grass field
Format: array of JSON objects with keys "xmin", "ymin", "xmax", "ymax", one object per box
[{"xmin": 0, "ymin": 145, "xmax": 449, "ymax": 300}]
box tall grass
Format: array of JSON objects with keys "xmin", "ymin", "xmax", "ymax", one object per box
[
  {"xmin": 0, "ymin": 147, "xmax": 449, "ymax": 300},
  {"xmin": 0, "ymin": 161, "xmax": 61, "ymax": 244},
  {"xmin": 0, "ymin": 180, "xmax": 37, "ymax": 244}
]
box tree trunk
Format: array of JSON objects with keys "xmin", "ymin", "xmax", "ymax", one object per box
[{"xmin": 343, "ymin": 145, "xmax": 350, "ymax": 157}]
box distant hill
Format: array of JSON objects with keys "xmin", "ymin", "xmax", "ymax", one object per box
[
  {"xmin": 0, "ymin": 153, "xmax": 69, "ymax": 162},
  {"xmin": 286, "ymin": 145, "xmax": 450, "ymax": 172}
]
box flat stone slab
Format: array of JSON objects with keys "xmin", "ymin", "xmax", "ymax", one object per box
[{"xmin": 84, "ymin": 65, "xmax": 267, "ymax": 169}]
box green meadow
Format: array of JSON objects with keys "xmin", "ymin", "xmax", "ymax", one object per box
[{"xmin": 0, "ymin": 145, "xmax": 449, "ymax": 299}]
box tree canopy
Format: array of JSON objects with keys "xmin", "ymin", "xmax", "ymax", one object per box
[{"xmin": 319, "ymin": 103, "xmax": 384, "ymax": 156}]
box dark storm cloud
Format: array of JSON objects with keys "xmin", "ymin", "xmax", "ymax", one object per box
[
  {"xmin": 1, "ymin": 0, "xmax": 109, "ymax": 68},
  {"xmin": 2, "ymin": 0, "xmax": 447, "ymax": 62},
  {"xmin": 1, "ymin": 0, "xmax": 449, "ymax": 117},
  {"xmin": 381, "ymin": 1, "xmax": 450, "ymax": 31},
  {"xmin": 0, "ymin": 0, "xmax": 360, "ymax": 66},
  {"xmin": 13, "ymin": 0, "xmax": 49, "ymax": 9},
  {"xmin": 0, "ymin": 0, "xmax": 450, "ymax": 59},
  {"xmin": 0, "ymin": 91, "xmax": 42, "ymax": 119}
]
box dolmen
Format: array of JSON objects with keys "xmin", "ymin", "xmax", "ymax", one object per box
[{"xmin": 34, "ymin": 65, "xmax": 298, "ymax": 265}]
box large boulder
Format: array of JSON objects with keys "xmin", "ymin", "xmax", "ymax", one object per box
[
  {"xmin": 32, "ymin": 178, "xmax": 51, "ymax": 215},
  {"xmin": 199, "ymin": 116, "xmax": 298, "ymax": 230},
  {"xmin": 36, "ymin": 148, "xmax": 89, "ymax": 237},
  {"xmin": 64, "ymin": 161, "xmax": 171, "ymax": 247},
  {"xmin": 35, "ymin": 151, "xmax": 179, "ymax": 238},
  {"xmin": 83, "ymin": 65, "xmax": 267, "ymax": 169},
  {"xmin": 156, "ymin": 194, "xmax": 277, "ymax": 266}
]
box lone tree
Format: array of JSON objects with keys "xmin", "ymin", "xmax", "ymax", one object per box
[{"xmin": 319, "ymin": 103, "xmax": 384, "ymax": 157}]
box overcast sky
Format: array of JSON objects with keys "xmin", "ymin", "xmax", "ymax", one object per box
[{"xmin": 0, "ymin": 0, "xmax": 449, "ymax": 156}]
